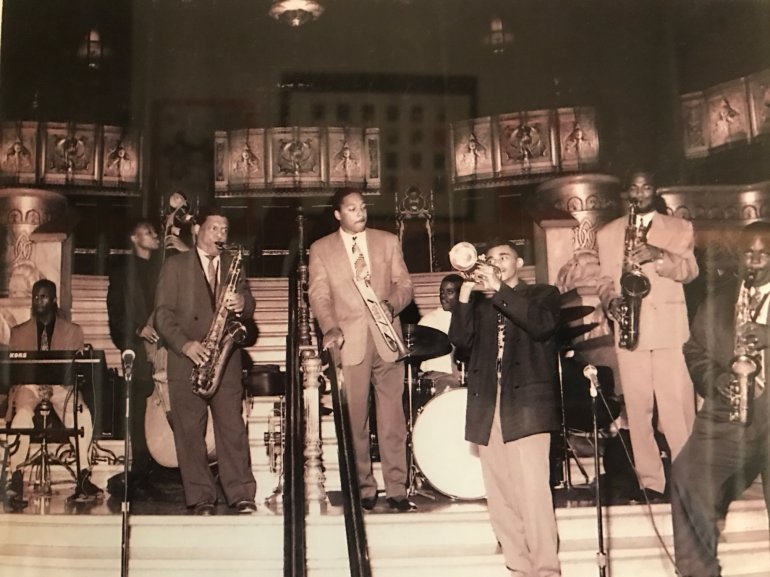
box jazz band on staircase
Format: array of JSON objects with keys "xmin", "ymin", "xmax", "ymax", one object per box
[{"xmin": 4, "ymin": 175, "xmax": 769, "ymax": 575}]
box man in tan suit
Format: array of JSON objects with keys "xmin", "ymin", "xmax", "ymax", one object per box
[
  {"xmin": 597, "ymin": 171, "xmax": 698, "ymax": 501},
  {"xmin": 308, "ymin": 188, "xmax": 415, "ymax": 511}
]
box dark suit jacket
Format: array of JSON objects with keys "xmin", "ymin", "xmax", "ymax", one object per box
[
  {"xmin": 154, "ymin": 249, "xmax": 255, "ymax": 385},
  {"xmin": 449, "ymin": 282, "xmax": 561, "ymax": 445},
  {"xmin": 107, "ymin": 254, "xmax": 160, "ymax": 392},
  {"xmin": 684, "ymin": 278, "xmax": 770, "ymax": 422},
  {"xmin": 308, "ymin": 228, "xmax": 413, "ymax": 366}
]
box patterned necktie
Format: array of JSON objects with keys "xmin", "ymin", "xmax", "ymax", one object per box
[
  {"xmin": 40, "ymin": 326, "xmax": 49, "ymax": 351},
  {"xmin": 352, "ymin": 237, "xmax": 370, "ymax": 283},
  {"xmin": 206, "ymin": 255, "xmax": 218, "ymax": 295}
]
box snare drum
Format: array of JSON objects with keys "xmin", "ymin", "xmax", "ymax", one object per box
[{"xmin": 412, "ymin": 388, "xmax": 485, "ymax": 500}]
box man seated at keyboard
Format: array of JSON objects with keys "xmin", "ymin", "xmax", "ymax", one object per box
[{"xmin": 3, "ymin": 279, "xmax": 102, "ymax": 510}]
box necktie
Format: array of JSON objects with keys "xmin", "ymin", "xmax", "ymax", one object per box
[
  {"xmin": 352, "ymin": 237, "xmax": 370, "ymax": 283},
  {"xmin": 39, "ymin": 327, "xmax": 53, "ymax": 399},
  {"xmin": 206, "ymin": 255, "xmax": 218, "ymax": 296}
]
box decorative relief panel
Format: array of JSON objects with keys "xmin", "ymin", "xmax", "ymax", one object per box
[
  {"xmin": 102, "ymin": 126, "xmax": 139, "ymax": 185},
  {"xmin": 497, "ymin": 110, "xmax": 554, "ymax": 176},
  {"xmin": 214, "ymin": 126, "xmax": 378, "ymax": 196},
  {"xmin": 451, "ymin": 107, "xmax": 599, "ymax": 186},
  {"xmin": 0, "ymin": 121, "xmax": 37, "ymax": 183},
  {"xmin": 42, "ymin": 122, "xmax": 98, "ymax": 185},
  {"xmin": 748, "ymin": 68, "xmax": 770, "ymax": 137}
]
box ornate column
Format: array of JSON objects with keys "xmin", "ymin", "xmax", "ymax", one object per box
[
  {"xmin": 0, "ymin": 189, "xmax": 69, "ymax": 345},
  {"xmin": 535, "ymin": 174, "xmax": 621, "ymax": 369}
]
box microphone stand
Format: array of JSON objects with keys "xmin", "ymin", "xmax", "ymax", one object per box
[
  {"xmin": 584, "ymin": 364, "xmax": 607, "ymax": 577},
  {"xmin": 120, "ymin": 350, "xmax": 135, "ymax": 577}
]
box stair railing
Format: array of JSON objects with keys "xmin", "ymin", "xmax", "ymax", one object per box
[{"xmin": 322, "ymin": 347, "xmax": 372, "ymax": 577}]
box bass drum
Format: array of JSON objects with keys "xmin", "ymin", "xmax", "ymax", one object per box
[{"xmin": 412, "ymin": 388, "xmax": 485, "ymax": 500}]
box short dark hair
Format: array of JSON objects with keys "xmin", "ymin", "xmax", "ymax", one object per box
[
  {"xmin": 441, "ymin": 274, "xmax": 464, "ymax": 287},
  {"xmin": 483, "ymin": 238, "xmax": 520, "ymax": 259},
  {"xmin": 740, "ymin": 221, "xmax": 770, "ymax": 246},
  {"xmin": 196, "ymin": 205, "xmax": 227, "ymax": 227},
  {"xmin": 626, "ymin": 170, "xmax": 656, "ymax": 189},
  {"xmin": 331, "ymin": 188, "xmax": 363, "ymax": 212},
  {"xmin": 32, "ymin": 278, "xmax": 57, "ymax": 298},
  {"xmin": 129, "ymin": 219, "xmax": 155, "ymax": 237}
]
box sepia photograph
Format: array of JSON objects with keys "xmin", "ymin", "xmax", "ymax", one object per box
[{"xmin": 0, "ymin": 1, "xmax": 769, "ymax": 576}]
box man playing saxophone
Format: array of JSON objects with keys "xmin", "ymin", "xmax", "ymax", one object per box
[
  {"xmin": 308, "ymin": 188, "xmax": 415, "ymax": 512},
  {"xmin": 596, "ymin": 170, "xmax": 698, "ymax": 502},
  {"xmin": 672, "ymin": 221, "xmax": 770, "ymax": 577},
  {"xmin": 154, "ymin": 206, "xmax": 257, "ymax": 515}
]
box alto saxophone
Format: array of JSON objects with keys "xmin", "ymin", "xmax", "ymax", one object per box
[
  {"xmin": 729, "ymin": 270, "xmax": 761, "ymax": 424},
  {"xmin": 191, "ymin": 244, "xmax": 249, "ymax": 399},
  {"xmin": 617, "ymin": 199, "xmax": 651, "ymax": 350}
]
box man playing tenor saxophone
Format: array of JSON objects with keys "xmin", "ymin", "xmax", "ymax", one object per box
[
  {"xmin": 308, "ymin": 188, "xmax": 415, "ymax": 512},
  {"xmin": 154, "ymin": 206, "xmax": 257, "ymax": 515},
  {"xmin": 672, "ymin": 221, "xmax": 770, "ymax": 577},
  {"xmin": 596, "ymin": 170, "xmax": 698, "ymax": 502}
]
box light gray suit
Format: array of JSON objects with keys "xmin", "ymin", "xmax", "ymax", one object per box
[{"xmin": 308, "ymin": 228, "xmax": 413, "ymax": 499}]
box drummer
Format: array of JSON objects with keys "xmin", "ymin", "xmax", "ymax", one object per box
[{"xmin": 417, "ymin": 274, "xmax": 465, "ymax": 394}]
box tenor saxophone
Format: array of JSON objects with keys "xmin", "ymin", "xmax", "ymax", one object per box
[
  {"xmin": 617, "ymin": 200, "xmax": 651, "ymax": 350},
  {"xmin": 729, "ymin": 269, "xmax": 760, "ymax": 424},
  {"xmin": 191, "ymin": 244, "xmax": 249, "ymax": 399}
]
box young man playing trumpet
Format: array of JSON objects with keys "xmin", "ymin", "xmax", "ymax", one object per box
[
  {"xmin": 449, "ymin": 240, "xmax": 562, "ymax": 576},
  {"xmin": 672, "ymin": 221, "xmax": 770, "ymax": 577},
  {"xmin": 308, "ymin": 188, "xmax": 415, "ymax": 512}
]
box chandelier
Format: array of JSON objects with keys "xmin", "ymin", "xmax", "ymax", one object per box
[{"xmin": 269, "ymin": 0, "xmax": 324, "ymax": 27}]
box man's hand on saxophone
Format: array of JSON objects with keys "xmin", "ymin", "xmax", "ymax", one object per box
[
  {"xmin": 182, "ymin": 340, "xmax": 209, "ymax": 365},
  {"xmin": 224, "ymin": 291, "xmax": 245, "ymax": 314},
  {"xmin": 323, "ymin": 327, "xmax": 345, "ymax": 351},
  {"xmin": 736, "ymin": 320, "xmax": 769, "ymax": 353},
  {"xmin": 629, "ymin": 242, "xmax": 664, "ymax": 266}
]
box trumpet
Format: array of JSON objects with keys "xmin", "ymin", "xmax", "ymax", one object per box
[{"xmin": 449, "ymin": 242, "xmax": 502, "ymax": 288}]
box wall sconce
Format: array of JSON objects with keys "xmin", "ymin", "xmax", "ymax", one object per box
[
  {"xmin": 269, "ymin": 0, "xmax": 324, "ymax": 27},
  {"xmin": 483, "ymin": 16, "xmax": 514, "ymax": 54},
  {"xmin": 77, "ymin": 28, "xmax": 111, "ymax": 69}
]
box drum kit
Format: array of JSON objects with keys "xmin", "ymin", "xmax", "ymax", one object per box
[{"xmin": 399, "ymin": 324, "xmax": 486, "ymax": 501}]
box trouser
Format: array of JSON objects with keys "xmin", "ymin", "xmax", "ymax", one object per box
[
  {"xmin": 478, "ymin": 392, "xmax": 561, "ymax": 577},
  {"xmin": 168, "ymin": 374, "xmax": 256, "ymax": 507},
  {"xmin": 671, "ymin": 399, "xmax": 770, "ymax": 577},
  {"xmin": 8, "ymin": 384, "xmax": 93, "ymax": 473},
  {"xmin": 342, "ymin": 328, "xmax": 408, "ymax": 500},
  {"xmin": 616, "ymin": 347, "xmax": 695, "ymax": 493}
]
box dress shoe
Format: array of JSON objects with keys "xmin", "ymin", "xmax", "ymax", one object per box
[
  {"xmin": 193, "ymin": 501, "xmax": 216, "ymax": 516},
  {"xmin": 235, "ymin": 500, "xmax": 258, "ymax": 514},
  {"xmin": 4, "ymin": 470, "xmax": 28, "ymax": 511},
  {"xmin": 641, "ymin": 489, "xmax": 668, "ymax": 504},
  {"xmin": 361, "ymin": 495, "xmax": 378, "ymax": 511},
  {"xmin": 386, "ymin": 497, "xmax": 416, "ymax": 512}
]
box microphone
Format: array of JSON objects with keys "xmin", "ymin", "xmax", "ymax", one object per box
[
  {"xmin": 122, "ymin": 349, "xmax": 136, "ymax": 382},
  {"xmin": 583, "ymin": 364, "xmax": 599, "ymax": 397}
]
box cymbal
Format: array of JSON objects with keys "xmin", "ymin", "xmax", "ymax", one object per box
[
  {"xmin": 402, "ymin": 324, "xmax": 451, "ymax": 362},
  {"xmin": 559, "ymin": 305, "xmax": 595, "ymax": 324}
]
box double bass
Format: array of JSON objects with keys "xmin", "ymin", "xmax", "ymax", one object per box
[{"xmin": 143, "ymin": 192, "xmax": 216, "ymax": 467}]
